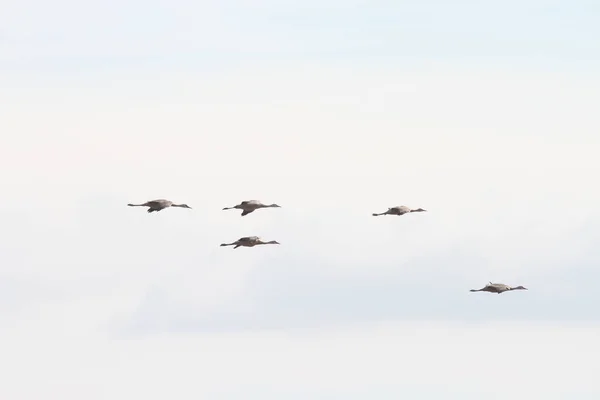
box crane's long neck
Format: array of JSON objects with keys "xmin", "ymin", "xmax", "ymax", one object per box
[
  {"xmin": 128, "ymin": 203, "xmax": 144, "ymax": 207},
  {"xmin": 256, "ymin": 240, "xmax": 278, "ymax": 245}
]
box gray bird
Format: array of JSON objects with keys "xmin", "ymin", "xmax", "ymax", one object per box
[
  {"xmin": 127, "ymin": 199, "xmax": 192, "ymax": 213},
  {"xmin": 470, "ymin": 282, "xmax": 528, "ymax": 294},
  {"xmin": 220, "ymin": 236, "xmax": 280, "ymax": 249},
  {"xmin": 222, "ymin": 200, "xmax": 281, "ymax": 216},
  {"xmin": 372, "ymin": 205, "xmax": 427, "ymax": 216}
]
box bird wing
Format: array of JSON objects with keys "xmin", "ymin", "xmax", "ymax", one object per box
[
  {"xmin": 486, "ymin": 283, "xmax": 508, "ymax": 292},
  {"xmin": 239, "ymin": 236, "xmax": 259, "ymax": 242},
  {"xmin": 145, "ymin": 199, "xmax": 170, "ymax": 207},
  {"xmin": 151, "ymin": 199, "xmax": 170, "ymax": 204}
]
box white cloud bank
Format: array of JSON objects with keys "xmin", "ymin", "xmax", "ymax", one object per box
[{"xmin": 1, "ymin": 312, "xmax": 599, "ymax": 399}]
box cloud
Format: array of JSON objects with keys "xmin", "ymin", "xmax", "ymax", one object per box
[
  {"xmin": 121, "ymin": 218, "xmax": 600, "ymax": 335},
  {"xmin": 1, "ymin": 64, "xmax": 599, "ymax": 344},
  {"xmin": 1, "ymin": 23, "xmax": 599, "ymax": 398},
  {"xmin": 2, "ymin": 318, "xmax": 599, "ymax": 399}
]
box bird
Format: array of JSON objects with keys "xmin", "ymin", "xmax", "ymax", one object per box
[
  {"xmin": 127, "ymin": 199, "xmax": 192, "ymax": 213},
  {"xmin": 220, "ymin": 236, "xmax": 280, "ymax": 249},
  {"xmin": 222, "ymin": 200, "xmax": 281, "ymax": 216},
  {"xmin": 372, "ymin": 205, "xmax": 427, "ymax": 216},
  {"xmin": 469, "ymin": 282, "xmax": 528, "ymax": 294}
]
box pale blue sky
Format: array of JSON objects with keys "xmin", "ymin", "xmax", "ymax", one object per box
[
  {"xmin": 1, "ymin": 0, "xmax": 599, "ymax": 72},
  {"xmin": 1, "ymin": 0, "xmax": 600, "ymax": 399}
]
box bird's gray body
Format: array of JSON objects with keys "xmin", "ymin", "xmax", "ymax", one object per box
[
  {"xmin": 238, "ymin": 236, "xmax": 260, "ymax": 243},
  {"xmin": 470, "ymin": 282, "xmax": 528, "ymax": 294},
  {"xmin": 127, "ymin": 199, "xmax": 192, "ymax": 213},
  {"xmin": 223, "ymin": 200, "xmax": 281, "ymax": 216},
  {"xmin": 142, "ymin": 199, "xmax": 173, "ymax": 211}
]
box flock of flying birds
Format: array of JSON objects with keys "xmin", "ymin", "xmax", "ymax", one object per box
[{"xmin": 127, "ymin": 198, "xmax": 529, "ymax": 295}]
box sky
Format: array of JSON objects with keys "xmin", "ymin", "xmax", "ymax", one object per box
[{"xmin": 1, "ymin": 0, "xmax": 600, "ymax": 398}]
